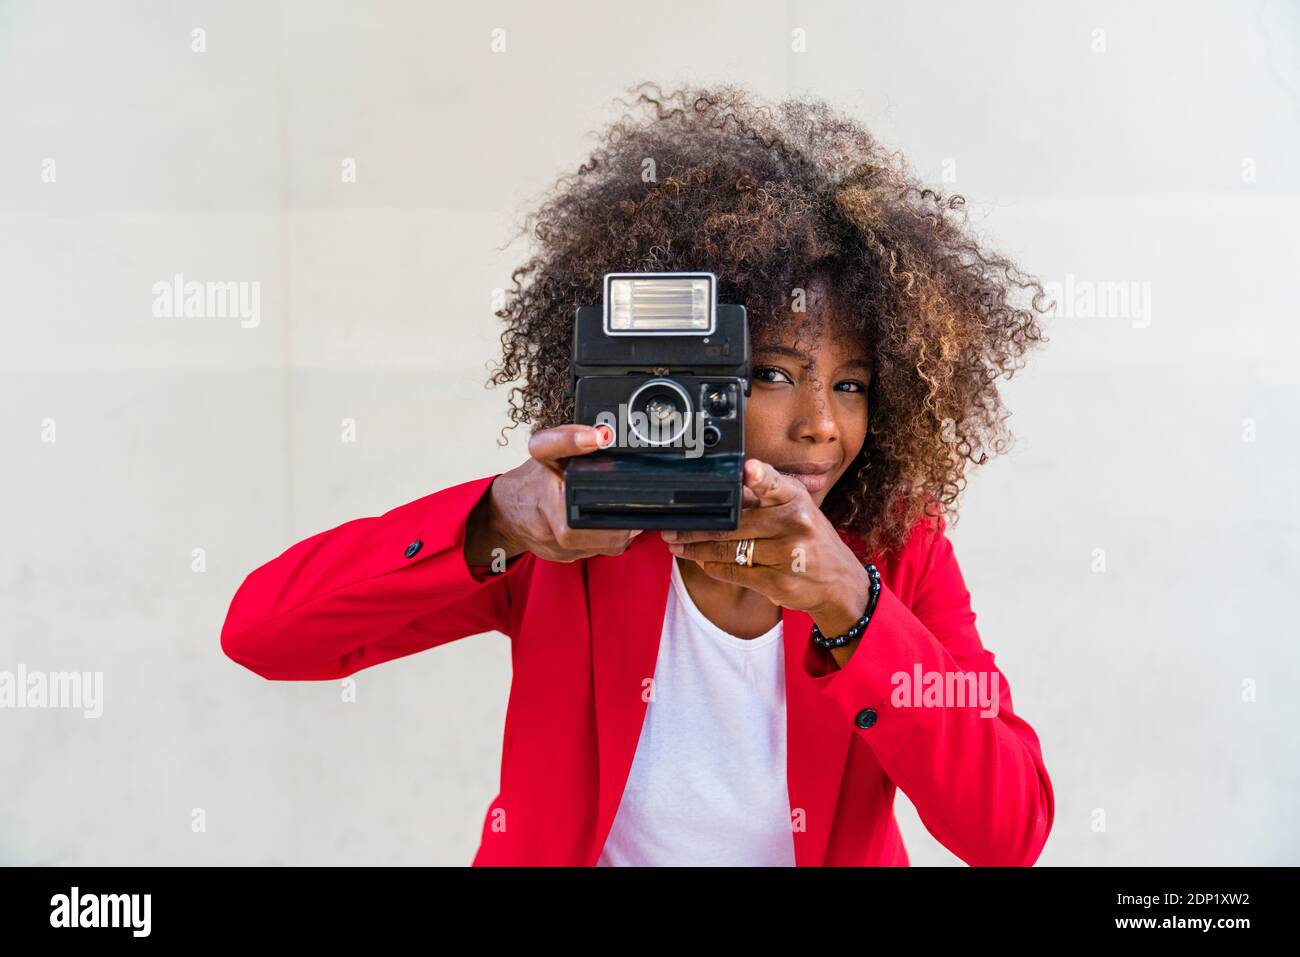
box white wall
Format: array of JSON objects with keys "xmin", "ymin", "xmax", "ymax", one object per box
[{"xmin": 1, "ymin": 0, "xmax": 1296, "ymax": 865}]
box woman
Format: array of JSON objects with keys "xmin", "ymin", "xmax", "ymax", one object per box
[{"xmin": 220, "ymin": 83, "xmax": 1055, "ymax": 867}]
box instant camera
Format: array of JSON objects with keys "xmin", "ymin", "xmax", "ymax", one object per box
[{"xmin": 565, "ymin": 272, "xmax": 750, "ymax": 530}]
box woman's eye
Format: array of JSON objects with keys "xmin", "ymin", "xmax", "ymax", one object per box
[
  {"xmin": 753, "ymin": 365, "xmax": 793, "ymax": 384},
  {"xmin": 836, "ymin": 380, "xmax": 868, "ymax": 393}
]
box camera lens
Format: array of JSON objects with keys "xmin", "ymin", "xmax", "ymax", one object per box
[
  {"xmin": 646, "ymin": 397, "xmax": 676, "ymax": 422},
  {"xmin": 627, "ymin": 378, "xmax": 692, "ymax": 447},
  {"xmin": 703, "ymin": 384, "xmax": 734, "ymax": 418}
]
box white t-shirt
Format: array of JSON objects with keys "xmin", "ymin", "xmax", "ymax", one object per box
[{"xmin": 596, "ymin": 556, "xmax": 796, "ymax": 866}]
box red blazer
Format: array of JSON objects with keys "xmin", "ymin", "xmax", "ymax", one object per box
[{"xmin": 220, "ymin": 474, "xmax": 1054, "ymax": 866}]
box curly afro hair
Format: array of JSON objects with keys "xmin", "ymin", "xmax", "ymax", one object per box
[{"xmin": 486, "ymin": 82, "xmax": 1050, "ymax": 560}]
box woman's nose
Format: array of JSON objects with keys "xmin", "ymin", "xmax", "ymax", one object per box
[{"xmin": 790, "ymin": 388, "xmax": 838, "ymax": 442}]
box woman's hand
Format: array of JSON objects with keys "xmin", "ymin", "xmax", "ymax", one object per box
[
  {"xmin": 465, "ymin": 423, "xmax": 644, "ymax": 566},
  {"xmin": 662, "ymin": 458, "xmax": 874, "ymax": 650}
]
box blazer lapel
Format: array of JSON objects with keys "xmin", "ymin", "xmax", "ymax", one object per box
[
  {"xmin": 586, "ymin": 531, "xmax": 674, "ymax": 865},
  {"xmin": 783, "ymin": 605, "xmax": 854, "ymax": 866}
]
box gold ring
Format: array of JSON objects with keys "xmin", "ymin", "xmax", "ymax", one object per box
[{"xmin": 735, "ymin": 538, "xmax": 755, "ymax": 566}]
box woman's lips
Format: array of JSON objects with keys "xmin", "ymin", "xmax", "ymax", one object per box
[{"xmin": 776, "ymin": 466, "xmax": 835, "ymax": 494}]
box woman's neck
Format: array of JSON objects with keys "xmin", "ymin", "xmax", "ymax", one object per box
[{"xmin": 676, "ymin": 556, "xmax": 782, "ymax": 640}]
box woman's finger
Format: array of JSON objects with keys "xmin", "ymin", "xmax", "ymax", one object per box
[
  {"xmin": 670, "ymin": 536, "xmax": 786, "ymax": 568},
  {"xmin": 744, "ymin": 458, "xmax": 805, "ymax": 508},
  {"xmin": 528, "ymin": 423, "xmax": 612, "ymax": 476},
  {"xmin": 691, "ymin": 560, "xmax": 781, "ymax": 596}
]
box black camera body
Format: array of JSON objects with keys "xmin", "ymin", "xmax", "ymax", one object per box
[{"xmin": 565, "ymin": 272, "xmax": 750, "ymax": 530}]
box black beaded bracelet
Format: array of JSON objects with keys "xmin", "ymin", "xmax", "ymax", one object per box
[{"xmin": 810, "ymin": 563, "xmax": 882, "ymax": 649}]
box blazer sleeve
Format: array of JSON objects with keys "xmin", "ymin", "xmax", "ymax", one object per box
[
  {"xmin": 220, "ymin": 473, "xmax": 533, "ymax": 681},
  {"xmin": 809, "ymin": 515, "xmax": 1054, "ymax": 866}
]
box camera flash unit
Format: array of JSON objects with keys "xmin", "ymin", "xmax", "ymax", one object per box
[{"xmin": 604, "ymin": 272, "xmax": 716, "ymax": 335}]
